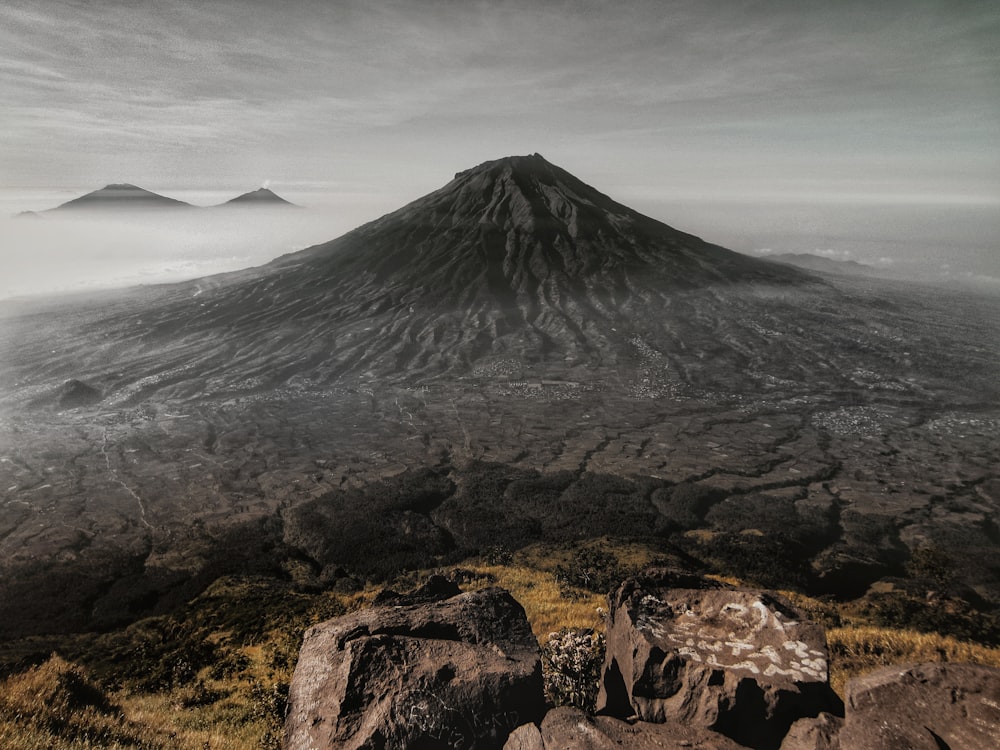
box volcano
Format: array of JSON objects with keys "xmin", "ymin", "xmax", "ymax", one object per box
[
  {"xmin": 220, "ymin": 187, "xmax": 297, "ymax": 207},
  {"xmin": 277, "ymin": 153, "xmax": 806, "ymax": 291},
  {"xmin": 47, "ymin": 183, "xmax": 195, "ymax": 211},
  {"xmin": 102, "ymin": 153, "xmax": 815, "ymax": 391}
]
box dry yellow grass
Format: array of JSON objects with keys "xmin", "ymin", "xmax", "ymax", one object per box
[
  {"xmin": 0, "ymin": 654, "xmax": 164, "ymax": 749},
  {"xmin": 118, "ymin": 683, "xmax": 279, "ymax": 750},
  {"xmin": 458, "ymin": 538, "xmax": 677, "ymax": 639},
  {"xmin": 0, "ymin": 642, "xmax": 291, "ymax": 748},
  {"xmin": 826, "ymin": 626, "xmax": 1000, "ymax": 697},
  {"xmin": 457, "ymin": 563, "xmax": 606, "ymax": 639}
]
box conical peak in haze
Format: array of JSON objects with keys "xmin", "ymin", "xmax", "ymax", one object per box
[
  {"xmin": 49, "ymin": 183, "xmax": 195, "ymax": 211},
  {"xmin": 40, "ymin": 184, "xmax": 297, "ymax": 212},
  {"xmin": 221, "ymin": 187, "xmax": 297, "ymax": 206},
  {"xmin": 283, "ymin": 152, "xmax": 808, "ymax": 294}
]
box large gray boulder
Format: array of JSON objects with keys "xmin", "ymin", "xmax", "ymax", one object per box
[
  {"xmin": 504, "ymin": 707, "xmax": 746, "ymax": 749},
  {"xmin": 596, "ymin": 574, "xmax": 841, "ymax": 749},
  {"xmin": 284, "ymin": 577, "xmax": 545, "ymax": 750},
  {"xmin": 838, "ymin": 662, "xmax": 1000, "ymax": 749}
]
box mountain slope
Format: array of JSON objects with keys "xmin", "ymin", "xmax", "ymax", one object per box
[{"xmin": 766, "ymin": 253, "xmax": 885, "ymax": 278}]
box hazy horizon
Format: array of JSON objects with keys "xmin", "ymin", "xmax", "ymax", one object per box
[
  {"xmin": 2, "ymin": 177, "xmax": 998, "ymax": 302},
  {"xmin": 1, "ymin": 0, "xmax": 998, "ymax": 298}
]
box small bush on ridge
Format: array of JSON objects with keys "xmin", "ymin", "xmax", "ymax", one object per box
[{"xmin": 541, "ymin": 628, "xmax": 605, "ymax": 712}]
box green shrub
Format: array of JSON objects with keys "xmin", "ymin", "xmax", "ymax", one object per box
[{"xmin": 541, "ymin": 628, "xmax": 605, "ymax": 712}]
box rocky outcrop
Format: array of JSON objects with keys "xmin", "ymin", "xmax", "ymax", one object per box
[
  {"xmin": 837, "ymin": 662, "xmax": 1000, "ymax": 750},
  {"xmin": 505, "ymin": 706, "xmax": 747, "ymax": 749},
  {"xmin": 780, "ymin": 712, "xmax": 843, "ymax": 750},
  {"xmin": 284, "ymin": 573, "xmax": 1000, "ymax": 750},
  {"xmin": 505, "ymin": 657, "xmax": 1000, "ymax": 750},
  {"xmin": 283, "ymin": 577, "xmax": 545, "ymax": 750},
  {"xmin": 57, "ymin": 379, "xmax": 102, "ymax": 408},
  {"xmin": 596, "ymin": 573, "xmax": 841, "ymax": 749},
  {"xmin": 503, "ymin": 722, "xmax": 545, "ymax": 750}
]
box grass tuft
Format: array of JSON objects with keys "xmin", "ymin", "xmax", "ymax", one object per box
[
  {"xmin": 457, "ymin": 563, "xmax": 606, "ymax": 639},
  {"xmin": 0, "ymin": 654, "xmax": 157, "ymax": 749},
  {"xmin": 827, "ymin": 626, "xmax": 1000, "ymax": 697}
]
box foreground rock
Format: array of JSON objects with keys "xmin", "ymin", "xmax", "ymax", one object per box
[
  {"xmin": 779, "ymin": 712, "xmax": 843, "ymax": 750},
  {"xmin": 505, "ymin": 706, "xmax": 746, "ymax": 749},
  {"xmin": 837, "ymin": 662, "xmax": 1000, "ymax": 749},
  {"xmin": 597, "ymin": 573, "xmax": 841, "ymax": 749},
  {"xmin": 283, "ymin": 577, "xmax": 544, "ymax": 750}
]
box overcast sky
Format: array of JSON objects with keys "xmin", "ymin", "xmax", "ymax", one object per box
[{"xmin": 2, "ymin": 0, "xmax": 998, "ymax": 211}]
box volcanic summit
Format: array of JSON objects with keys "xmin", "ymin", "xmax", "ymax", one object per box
[{"xmin": 276, "ymin": 153, "xmax": 807, "ymax": 293}]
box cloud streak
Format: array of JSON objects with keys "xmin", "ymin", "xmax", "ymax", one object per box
[{"xmin": 0, "ymin": 0, "xmax": 997, "ymax": 206}]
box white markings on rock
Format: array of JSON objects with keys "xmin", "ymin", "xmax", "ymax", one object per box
[
  {"xmin": 731, "ymin": 660, "xmax": 762, "ymax": 675},
  {"xmin": 725, "ymin": 640, "xmax": 756, "ymax": 657},
  {"xmin": 751, "ymin": 600, "xmax": 771, "ymax": 631},
  {"xmin": 677, "ymin": 647, "xmax": 702, "ymax": 662},
  {"xmin": 635, "ymin": 594, "xmax": 827, "ymax": 682}
]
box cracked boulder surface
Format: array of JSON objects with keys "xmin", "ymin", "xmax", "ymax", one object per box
[
  {"xmin": 779, "ymin": 712, "xmax": 843, "ymax": 750},
  {"xmin": 836, "ymin": 662, "xmax": 1000, "ymax": 750},
  {"xmin": 283, "ymin": 577, "xmax": 545, "ymax": 750},
  {"xmin": 596, "ymin": 573, "xmax": 842, "ymax": 750}
]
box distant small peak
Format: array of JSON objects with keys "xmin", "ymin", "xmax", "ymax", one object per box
[
  {"xmin": 222, "ymin": 187, "xmax": 296, "ymax": 206},
  {"xmin": 102, "ymin": 183, "xmax": 144, "ymax": 191}
]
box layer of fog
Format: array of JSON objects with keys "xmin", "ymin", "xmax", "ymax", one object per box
[
  {"xmin": 0, "ymin": 204, "xmax": 362, "ymax": 302},
  {"xmin": 2, "ymin": 191, "xmax": 997, "ymax": 302},
  {"xmin": 651, "ymin": 198, "xmax": 1000, "ymax": 291}
]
